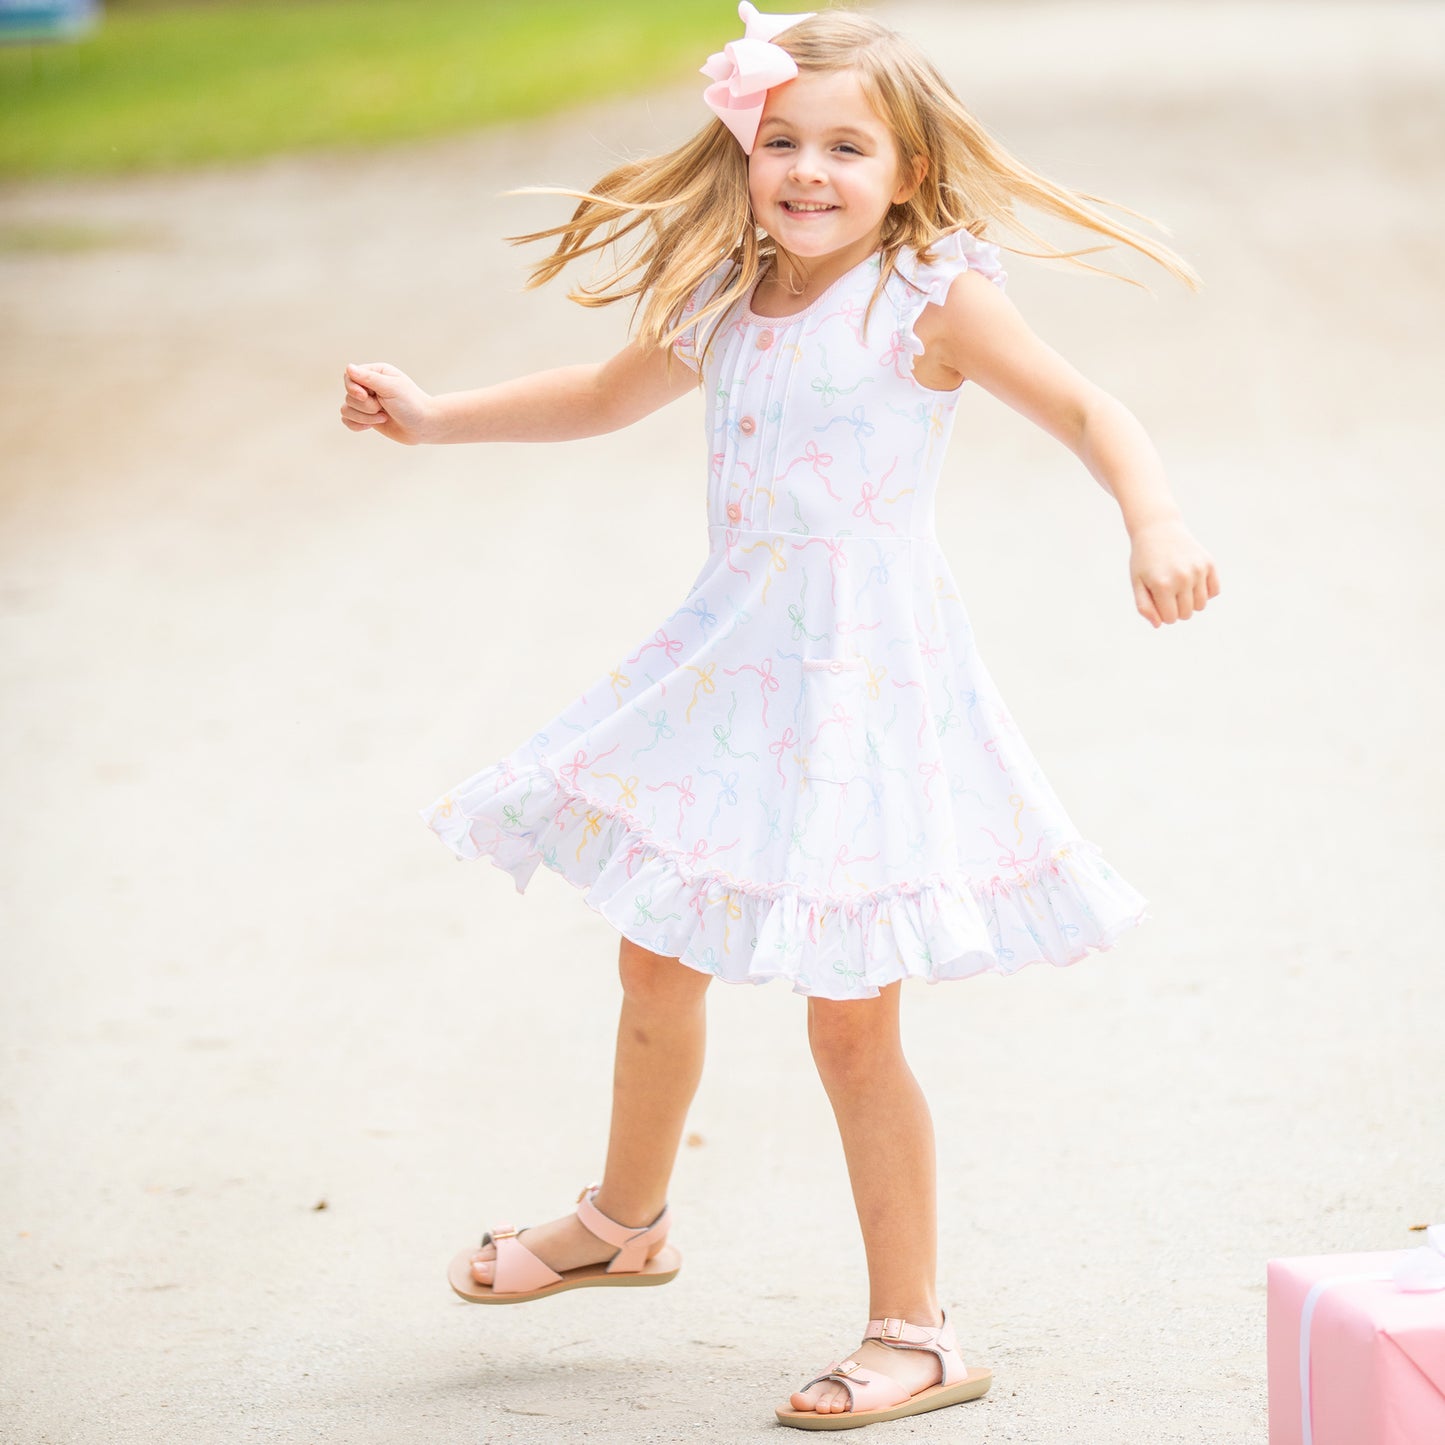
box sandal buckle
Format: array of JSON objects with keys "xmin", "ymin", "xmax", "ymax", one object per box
[
  {"xmin": 490, "ymin": 1226, "xmax": 518, "ymax": 1240},
  {"xmin": 881, "ymin": 1317, "xmax": 905, "ymax": 1341},
  {"xmin": 576, "ymin": 1182, "xmax": 601, "ymax": 1203},
  {"xmin": 835, "ymin": 1359, "xmax": 861, "ymax": 1376}
]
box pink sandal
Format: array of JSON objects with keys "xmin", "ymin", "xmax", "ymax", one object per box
[
  {"xmin": 775, "ymin": 1310, "xmax": 992, "ymax": 1430},
  {"xmin": 447, "ymin": 1182, "xmax": 682, "ymax": 1304}
]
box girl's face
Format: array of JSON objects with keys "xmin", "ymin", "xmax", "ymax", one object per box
[{"xmin": 748, "ymin": 69, "xmax": 918, "ymax": 268}]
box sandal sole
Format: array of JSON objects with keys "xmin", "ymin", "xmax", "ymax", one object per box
[
  {"xmin": 447, "ymin": 1242, "xmax": 682, "ymax": 1304},
  {"xmin": 774, "ymin": 1368, "xmax": 993, "ymax": 1430}
]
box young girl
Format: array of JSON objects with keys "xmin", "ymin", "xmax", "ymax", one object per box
[{"xmin": 340, "ymin": 2, "xmax": 1218, "ymax": 1430}]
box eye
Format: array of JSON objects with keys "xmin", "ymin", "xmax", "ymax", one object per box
[
  {"xmin": 836, "ymin": 144, "xmax": 862, "ymax": 155},
  {"xmin": 763, "ymin": 137, "xmax": 794, "ymax": 149}
]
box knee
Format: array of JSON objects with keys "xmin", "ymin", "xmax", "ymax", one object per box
[
  {"xmin": 617, "ymin": 936, "xmax": 711, "ymax": 1011},
  {"xmin": 807, "ymin": 994, "xmax": 900, "ymax": 1079}
]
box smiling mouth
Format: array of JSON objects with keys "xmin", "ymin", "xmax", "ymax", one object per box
[{"xmin": 782, "ymin": 201, "xmax": 838, "ymax": 213}]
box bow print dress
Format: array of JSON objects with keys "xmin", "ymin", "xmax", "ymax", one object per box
[{"xmin": 421, "ymin": 230, "xmax": 1150, "ymax": 999}]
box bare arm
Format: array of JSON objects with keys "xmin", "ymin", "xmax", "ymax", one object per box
[
  {"xmin": 916, "ymin": 272, "xmax": 1220, "ymax": 626},
  {"xmin": 340, "ymin": 333, "xmax": 699, "ymax": 446}
]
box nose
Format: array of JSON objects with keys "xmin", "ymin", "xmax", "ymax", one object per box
[{"xmin": 787, "ymin": 146, "xmax": 828, "ymax": 184}]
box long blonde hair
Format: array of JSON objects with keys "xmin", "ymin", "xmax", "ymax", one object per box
[{"xmin": 503, "ymin": 7, "xmax": 1201, "ymax": 377}]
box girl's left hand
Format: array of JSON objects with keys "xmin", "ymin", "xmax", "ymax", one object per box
[{"xmin": 1128, "ymin": 516, "xmax": 1220, "ymax": 626}]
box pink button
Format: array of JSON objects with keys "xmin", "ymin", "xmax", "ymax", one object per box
[
  {"xmin": 755, "ymin": 330, "xmax": 774, "ymax": 351},
  {"xmin": 726, "ymin": 502, "xmax": 743, "ymax": 523},
  {"xmin": 738, "ymin": 416, "xmax": 756, "ymax": 436}
]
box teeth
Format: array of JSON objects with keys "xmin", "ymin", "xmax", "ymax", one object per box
[{"xmin": 785, "ymin": 202, "xmax": 835, "ymax": 212}]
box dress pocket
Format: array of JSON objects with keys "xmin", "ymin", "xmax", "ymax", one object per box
[{"xmin": 800, "ymin": 657, "xmax": 869, "ymax": 785}]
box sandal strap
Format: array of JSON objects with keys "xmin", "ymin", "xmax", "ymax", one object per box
[
  {"xmin": 863, "ymin": 1308, "xmax": 969, "ymax": 1385},
  {"xmin": 574, "ymin": 1182, "xmax": 671, "ymax": 1274},
  {"xmin": 483, "ymin": 1223, "xmax": 565, "ymax": 1295},
  {"xmin": 799, "ymin": 1357, "xmax": 910, "ymax": 1415}
]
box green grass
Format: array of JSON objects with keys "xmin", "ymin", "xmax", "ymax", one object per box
[{"xmin": 0, "ymin": 0, "xmax": 722, "ymax": 178}]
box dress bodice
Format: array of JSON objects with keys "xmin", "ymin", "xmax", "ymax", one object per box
[{"xmin": 671, "ymin": 231, "xmax": 1009, "ymax": 541}]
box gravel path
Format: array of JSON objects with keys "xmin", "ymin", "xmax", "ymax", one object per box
[{"xmin": 2, "ymin": 3, "xmax": 1442, "ymax": 1440}]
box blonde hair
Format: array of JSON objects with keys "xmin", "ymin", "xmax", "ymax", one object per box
[{"xmin": 504, "ymin": 7, "xmax": 1202, "ymax": 377}]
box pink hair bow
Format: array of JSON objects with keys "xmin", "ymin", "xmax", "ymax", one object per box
[{"xmin": 700, "ymin": 2, "xmax": 816, "ymax": 155}]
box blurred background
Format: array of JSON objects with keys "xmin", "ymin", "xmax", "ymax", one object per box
[
  {"xmin": 2, "ymin": 3, "xmax": 1442, "ymax": 1443},
  {"xmin": 0, "ymin": 0, "xmax": 723, "ymax": 179}
]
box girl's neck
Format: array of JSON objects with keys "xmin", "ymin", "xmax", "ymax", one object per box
[{"xmin": 756, "ymin": 232, "xmax": 883, "ymax": 312}]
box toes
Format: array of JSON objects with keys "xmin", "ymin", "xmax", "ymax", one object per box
[
  {"xmin": 469, "ymin": 1247, "xmax": 496, "ymax": 1283},
  {"xmin": 789, "ymin": 1382, "xmax": 848, "ymax": 1415}
]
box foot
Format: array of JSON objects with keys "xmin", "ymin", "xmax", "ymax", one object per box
[
  {"xmin": 787, "ymin": 1332, "xmax": 943, "ymax": 1417},
  {"xmin": 469, "ymin": 1201, "xmax": 651, "ymax": 1285}
]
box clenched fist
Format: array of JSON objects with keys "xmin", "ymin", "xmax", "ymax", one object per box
[{"xmin": 339, "ymin": 362, "xmax": 432, "ymax": 445}]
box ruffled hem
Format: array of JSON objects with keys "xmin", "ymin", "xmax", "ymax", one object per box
[
  {"xmin": 898, "ymin": 228, "xmax": 1008, "ymax": 361},
  {"xmin": 420, "ymin": 761, "xmax": 1149, "ymax": 1001}
]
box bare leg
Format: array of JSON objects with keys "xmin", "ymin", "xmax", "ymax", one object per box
[
  {"xmin": 787, "ymin": 982, "xmax": 946, "ymax": 1415},
  {"xmin": 470, "ymin": 935, "xmax": 710, "ymax": 1282}
]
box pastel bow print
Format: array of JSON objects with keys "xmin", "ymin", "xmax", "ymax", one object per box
[{"xmin": 700, "ymin": 2, "xmax": 816, "ymax": 154}]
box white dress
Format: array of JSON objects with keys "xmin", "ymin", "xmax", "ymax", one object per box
[{"xmin": 422, "ymin": 231, "xmax": 1150, "ymax": 999}]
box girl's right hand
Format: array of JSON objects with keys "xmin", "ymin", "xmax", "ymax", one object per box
[{"xmin": 339, "ymin": 362, "xmax": 432, "ymax": 445}]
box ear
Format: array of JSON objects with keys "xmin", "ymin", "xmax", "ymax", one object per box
[{"xmin": 892, "ymin": 153, "xmax": 928, "ymax": 206}]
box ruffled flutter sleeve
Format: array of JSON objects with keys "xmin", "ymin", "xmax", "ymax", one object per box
[
  {"xmin": 669, "ymin": 258, "xmax": 738, "ymax": 374},
  {"xmin": 896, "ymin": 229, "xmax": 1007, "ymax": 362}
]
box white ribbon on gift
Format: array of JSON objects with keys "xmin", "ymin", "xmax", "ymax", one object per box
[
  {"xmin": 1393, "ymin": 1223, "xmax": 1445, "ymax": 1292},
  {"xmin": 1298, "ymin": 1225, "xmax": 1445, "ymax": 1445}
]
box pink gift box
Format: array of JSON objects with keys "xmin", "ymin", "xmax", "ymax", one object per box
[{"xmin": 1268, "ymin": 1250, "xmax": 1445, "ymax": 1445}]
